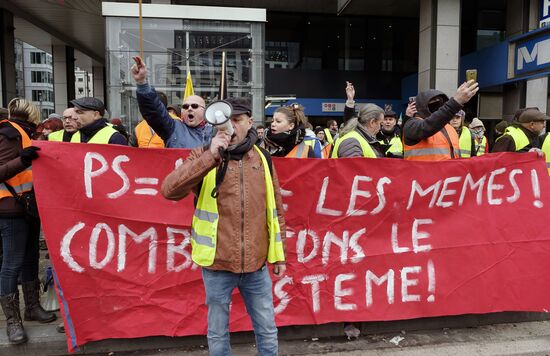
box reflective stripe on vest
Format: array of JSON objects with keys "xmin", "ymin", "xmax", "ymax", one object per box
[
  {"xmin": 542, "ymin": 134, "xmax": 550, "ymax": 175},
  {"xmin": 476, "ymin": 136, "xmax": 487, "ymax": 156},
  {"xmin": 324, "ymin": 128, "xmax": 334, "ymax": 145},
  {"xmin": 0, "ymin": 120, "xmax": 33, "ymax": 200},
  {"xmin": 331, "ymin": 130, "xmax": 377, "ymax": 158},
  {"xmin": 501, "ymin": 126, "xmax": 530, "ymax": 151},
  {"xmin": 286, "ymin": 141, "xmax": 309, "ymax": 158},
  {"xmin": 48, "ymin": 130, "xmax": 64, "ymax": 142},
  {"xmin": 71, "ymin": 125, "xmax": 118, "ymax": 144},
  {"xmin": 191, "ymin": 145, "xmax": 285, "ymax": 266},
  {"xmin": 135, "ymin": 120, "xmax": 165, "ymax": 148},
  {"xmin": 404, "ymin": 123, "xmax": 459, "ymax": 161},
  {"xmin": 458, "ymin": 127, "xmax": 473, "ymax": 158}
]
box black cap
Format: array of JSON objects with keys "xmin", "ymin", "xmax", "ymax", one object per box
[
  {"xmin": 384, "ymin": 110, "xmax": 397, "ymax": 118},
  {"xmin": 225, "ymin": 97, "xmax": 251, "ymax": 117},
  {"xmin": 70, "ymin": 97, "xmax": 105, "ymax": 116}
]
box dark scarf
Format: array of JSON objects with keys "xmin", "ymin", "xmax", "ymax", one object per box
[
  {"xmin": 263, "ymin": 125, "xmax": 305, "ymax": 157},
  {"xmin": 211, "ymin": 129, "xmax": 258, "ymax": 198}
]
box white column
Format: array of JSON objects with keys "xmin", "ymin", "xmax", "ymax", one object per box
[
  {"xmin": 526, "ymin": 77, "xmax": 548, "ymax": 113},
  {"xmin": 418, "ymin": 0, "xmax": 461, "ymax": 97}
]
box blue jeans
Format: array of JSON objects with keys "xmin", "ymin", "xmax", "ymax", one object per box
[
  {"xmin": 202, "ymin": 265, "xmax": 278, "ymax": 356},
  {"xmin": 0, "ymin": 217, "xmax": 40, "ymax": 295}
]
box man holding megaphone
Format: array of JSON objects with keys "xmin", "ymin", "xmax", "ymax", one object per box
[{"xmin": 161, "ymin": 97, "xmax": 286, "ymax": 356}]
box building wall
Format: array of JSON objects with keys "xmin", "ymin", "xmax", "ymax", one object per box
[{"xmin": 20, "ymin": 42, "xmax": 55, "ymax": 118}]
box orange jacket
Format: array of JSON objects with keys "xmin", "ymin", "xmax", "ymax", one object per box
[{"xmin": 404, "ymin": 122, "xmax": 459, "ymax": 161}]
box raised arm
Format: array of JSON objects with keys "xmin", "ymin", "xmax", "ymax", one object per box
[{"xmin": 131, "ymin": 56, "xmax": 175, "ymax": 142}]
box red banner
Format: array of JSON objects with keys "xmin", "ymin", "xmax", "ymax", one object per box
[{"xmin": 32, "ymin": 141, "xmax": 550, "ymax": 352}]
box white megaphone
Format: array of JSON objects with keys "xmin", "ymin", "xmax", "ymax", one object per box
[{"xmin": 205, "ymin": 100, "xmax": 234, "ymax": 137}]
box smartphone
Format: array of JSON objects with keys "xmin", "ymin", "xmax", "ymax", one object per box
[
  {"xmin": 466, "ymin": 69, "xmax": 477, "ymax": 82},
  {"xmin": 409, "ymin": 96, "xmax": 416, "ymax": 103}
]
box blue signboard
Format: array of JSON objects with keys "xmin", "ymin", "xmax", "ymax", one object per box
[{"xmin": 514, "ymin": 30, "xmax": 550, "ymax": 76}]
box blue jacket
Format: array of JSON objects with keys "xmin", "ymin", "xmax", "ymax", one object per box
[{"xmin": 136, "ymin": 83, "xmax": 213, "ymax": 148}]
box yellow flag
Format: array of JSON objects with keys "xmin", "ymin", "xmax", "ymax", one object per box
[{"xmin": 184, "ymin": 71, "xmax": 194, "ymax": 100}]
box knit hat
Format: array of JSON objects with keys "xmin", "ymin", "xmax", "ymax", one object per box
[
  {"xmin": 455, "ymin": 110, "xmax": 465, "ymax": 118},
  {"xmin": 517, "ymin": 108, "xmax": 548, "ymax": 123},
  {"xmin": 468, "ymin": 117, "xmax": 484, "ymax": 129}
]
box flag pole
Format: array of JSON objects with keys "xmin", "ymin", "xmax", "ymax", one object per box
[
  {"xmin": 220, "ymin": 51, "xmax": 226, "ymax": 100},
  {"xmin": 138, "ymin": 0, "xmax": 143, "ymax": 59}
]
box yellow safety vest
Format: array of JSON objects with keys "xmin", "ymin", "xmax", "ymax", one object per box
[
  {"xmin": 0, "ymin": 121, "xmax": 33, "ymax": 200},
  {"xmin": 541, "ymin": 134, "xmax": 550, "ymax": 175},
  {"xmin": 476, "ymin": 136, "xmax": 487, "ymax": 156},
  {"xmin": 500, "ymin": 126, "xmax": 529, "ymax": 151},
  {"xmin": 324, "ymin": 128, "xmax": 334, "ymax": 145},
  {"xmin": 70, "ymin": 125, "xmax": 118, "ymax": 144},
  {"xmin": 379, "ymin": 136, "xmax": 403, "ymax": 157},
  {"xmin": 191, "ymin": 145, "xmax": 285, "ymax": 266},
  {"xmin": 331, "ymin": 130, "xmax": 377, "ymax": 158},
  {"xmin": 48, "ymin": 130, "xmax": 64, "ymax": 142},
  {"xmin": 458, "ymin": 127, "xmax": 473, "ymax": 158}
]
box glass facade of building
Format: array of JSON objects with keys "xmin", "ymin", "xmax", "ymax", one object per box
[{"xmin": 105, "ymin": 16, "xmax": 265, "ymax": 129}]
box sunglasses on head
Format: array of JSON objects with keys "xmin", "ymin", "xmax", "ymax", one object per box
[{"xmin": 182, "ymin": 103, "xmax": 203, "ymax": 110}]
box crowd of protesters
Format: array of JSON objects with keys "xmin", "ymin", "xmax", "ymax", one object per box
[{"xmin": 0, "ymin": 53, "xmax": 548, "ymax": 354}]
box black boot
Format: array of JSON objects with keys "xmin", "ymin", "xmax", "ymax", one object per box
[
  {"xmin": 0, "ymin": 292, "xmax": 28, "ymax": 344},
  {"xmin": 22, "ymin": 279, "xmax": 56, "ymax": 323}
]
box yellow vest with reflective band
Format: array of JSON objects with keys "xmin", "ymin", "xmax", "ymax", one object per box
[
  {"xmin": 541, "ymin": 134, "xmax": 550, "ymax": 175},
  {"xmin": 0, "ymin": 121, "xmax": 33, "ymax": 200},
  {"xmin": 378, "ymin": 136, "xmax": 403, "ymax": 157},
  {"xmin": 500, "ymin": 126, "xmax": 529, "ymax": 151},
  {"xmin": 458, "ymin": 127, "xmax": 473, "ymax": 158},
  {"xmin": 324, "ymin": 128, "xmax": 334, "ymax": 145},
  {"xmin": 48, "ymin": 130, "xmax": 64, "ymax": 142},
  {"xmin": 331, "ymin": 130, "xmax": 377, "ymax": 158},
  {"xmin": 191, "ymin": 145, "xmax": 285, "ymax": 266},
  {"xmin": 476, "ymin": 136, "xmax": 487, "ymax": 156},
  {"xmin": 70, "ymin": 125, "xmax": 118, "ymax": 144}
]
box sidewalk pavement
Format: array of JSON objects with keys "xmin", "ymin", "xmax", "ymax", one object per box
[{"xmin": 1, "ymin": 313, "xmax": 550, "ymax": 355}]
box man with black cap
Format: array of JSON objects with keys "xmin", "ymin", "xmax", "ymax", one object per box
[
  {"xmin": 377, "ymin": 109, "xmax": 403, "ymax": 158},
  {"xmin": 131, "ymin": 56, "xmax": 213, "ymax": 148},
  {"xmin": 492, "ymin": 108, "xmax": 546, "ymax": 153},
  {"xmin": 403, "ymin": 80, "xmax": 479, "ymax": 161},
  {"xmin": 160, "ymin": 97, "xmax": 286, "ymax": 355},
  {"xmin": 70, "ymin": 97, "xmax": 127, "ymax": 145}
]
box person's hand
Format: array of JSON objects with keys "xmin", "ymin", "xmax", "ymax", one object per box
[
  {"xmin": 20, "ymin": 146, "xmax": 41, "ymax": 167},
  {"xmin": 453, "ymin": 80, "xmax": 479, "ymax": 105},
  {"xmin": 345, "ymin": 81, "xmax": 355, "ymax": 101},
  {"xmin": 272, "ymin": 263, "xmax": 286, "ymax": 278},
  {"xmin": 406, "ymin": 101, "xmax": 417, "ymax": 118},
  {"xmin": 209, "ymin": 131, "xmax": 231, "ymax": 160},
  {"xmin": 131, "ymin": 56, "xmax": 148, "ymax": 85},
  {"xmin": 529, "ymin": 147, "xmax": 545, "ymax": 158}
]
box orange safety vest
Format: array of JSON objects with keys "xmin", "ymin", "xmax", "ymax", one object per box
[
  {"xmin": 404, "ymin": 120, "xmax": 460, "ymax": 161},
  {"xmin": 135, "ymin": 120, "xmax": 165, "ymax": 148},
  {"xmin": 286, "ymin": 141, "xmax": 310, "ymax": 158},
  {"xmin": 0, "ymin": 120, "xmax": 33, "ymax": 199}
]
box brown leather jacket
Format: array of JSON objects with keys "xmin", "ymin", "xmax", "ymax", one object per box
[{"xmin": 161, "ymin": 146, "xmax": 286, "ymax": 273}]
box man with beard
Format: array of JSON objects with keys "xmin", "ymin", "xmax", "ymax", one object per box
[
  {"xmin": 131, "ymin": 56, "xmax": 213, "ymax": 148},
  {"xmin": 160, "ymin": 97, "xmax": 286, "ymax": 355},
  {"xmin": 377, "ymin": 109, "xmax": 403, "ymax": 158}
]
